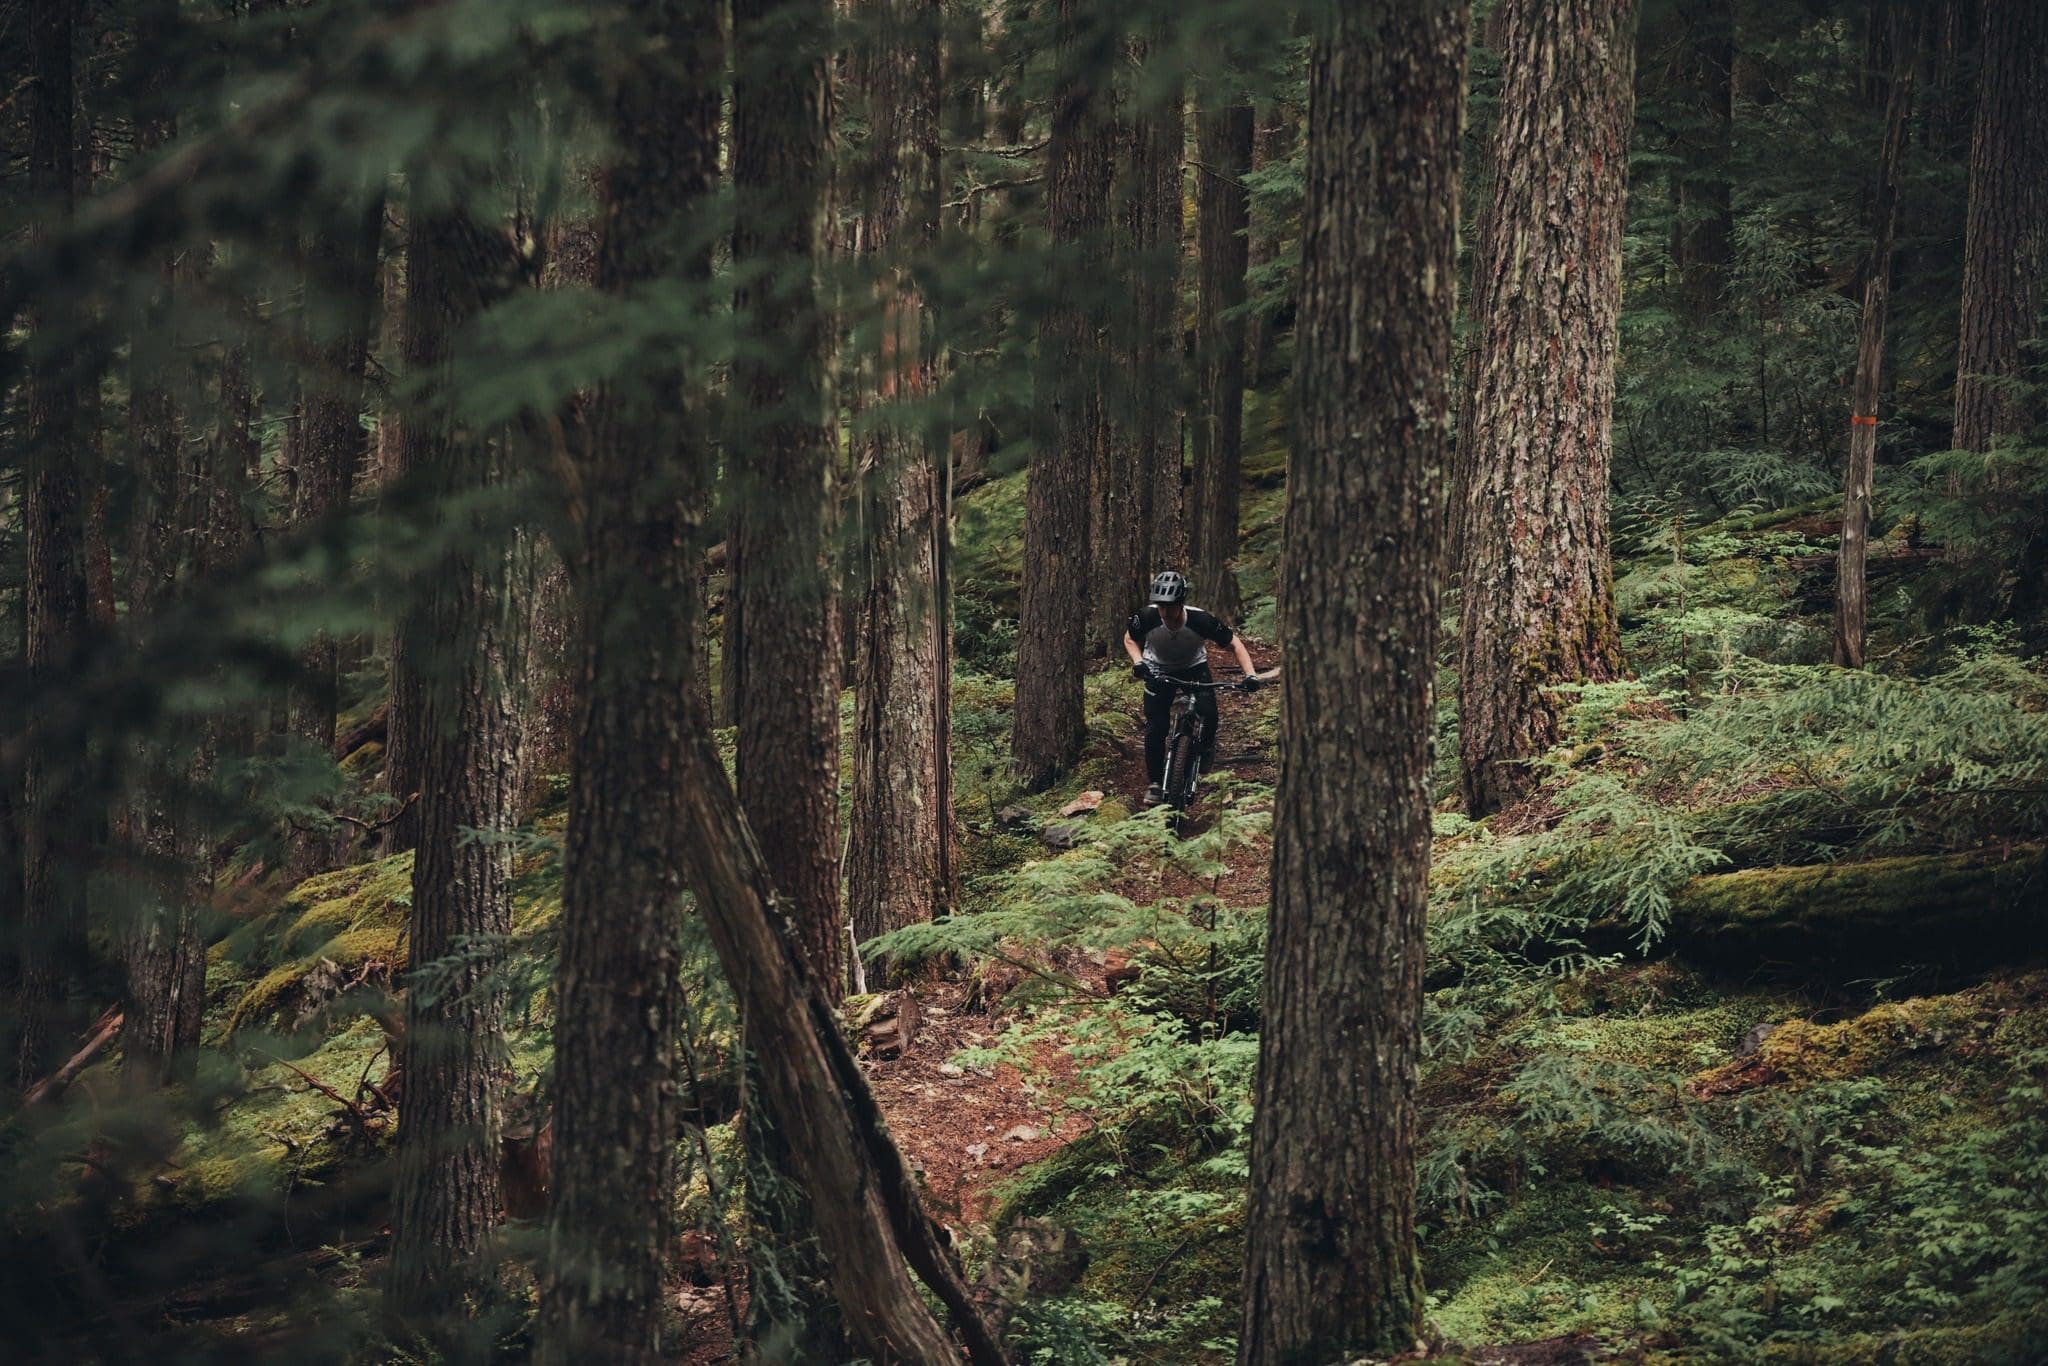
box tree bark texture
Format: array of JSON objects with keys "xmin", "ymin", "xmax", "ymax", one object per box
[
  {"xmin": 730, "ymin": 0, "xmax": 848, "ymax": 1350},
  {"xmin": 17, "ymin": 0, "xmax": 91, "ymax": 1091},
  {"xmin": 848, "ymin": 0, "xmax": 956, "ymax": 959},
  {"xmin": 1189, "ymin": 94, "xmax": 1253, "ymax": 625},
  {"xmin": 386, "ymin": 210, "xmax": 526, "ymax": 1322},
  {"xmin": 1952, "ymin": 0, "xmax": 2046, "ymax": 455},
  {"xmin": 1012, "ymin": 0, "xmax": 1109, "ymax": 790},
  {"xmin": 731, "ymin": 0, "xmax": 845, "ymax": 997},
  {"xmin": 536, "ymin": 5, "xmax": 722, "ymax": 1358},
  {"xmin": 1099, "ymin": 39, "xmax": 1184, "ymax": 641},
  {"xmin": 1454, "ymin": 0, "xmax": 1635, "ymax": 817},
  {"xmin": 1240, "ymin": 4, "xmax": 1469, "ymax": 1361},
  {"xmin": 1834, "ymin": 33, "xmax": 1915, "ymax": 670}
]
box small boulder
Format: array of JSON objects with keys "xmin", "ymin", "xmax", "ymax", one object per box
[{"xmin": 1039, "ymin": 822, "xmax": 1083, "ymax": 851}]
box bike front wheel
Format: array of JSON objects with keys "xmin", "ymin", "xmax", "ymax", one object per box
[{"xmin": 1163, "ymin": 725, "xmax": 1199, "ymax": 825}]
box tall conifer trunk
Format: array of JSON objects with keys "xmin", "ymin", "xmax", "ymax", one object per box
[
  {"xmin": 536, "ymin": 3, "xmax": 721, "ymax": 1358},
  {"xmin": 385, "ymin": 205, "xmax": 525, "ymax": 1323},
  {"xmin": 1674, "ymin": 0, "xmax": 1735, "ymax": 320},
  {"xmin": 286, "ymin": 194, "xmax": 385, "ymax": 878},
  {"xmin": 730, "ymin": 0, "xmax": 843, "ymax": 994},
  {"xmin": 1454, "ymin": 0, "xmax": 1636, "ymax": 816},
  {"xmin": 1189, "ymin": 90, "xmax": 1253, "ymax": 623},
  {"xmin": 730, "ymin": 0, "xmax": 848, "ymax": 1351},
  {"xmin": 1012, "ymin": 0, "xmax": 1108, "ymax": 789},
  {"xmin": 848, "ymin": 0, "xmax": 955, "ymax": 959},
  {"xmin": 1835, "ymin": 19, "xmax": 1916, "ymax": 669},
  {"xmin": 1953, "ymin": 0, "xmax": 2045, "ymax": 455},
  {"xmin": 1240, "ymin": 1, "xmax": 1469, "ymax": 1359},
  {"xmin": 17, "ymin": 0, "xmax": 90, "ymax": 1090},
  {"xmin": 121, "ymin": 75, "xmax": 207, "ymax": 1088}
]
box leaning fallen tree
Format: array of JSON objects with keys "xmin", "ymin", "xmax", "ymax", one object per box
[{"xmin": 673, "ymin": 725, "xmax": 1008, "ymax": 1366}]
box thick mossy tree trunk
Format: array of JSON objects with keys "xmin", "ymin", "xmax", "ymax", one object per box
[
  {"xmin": 535, "ymin": 4, "xmax": 721, "ymax": 1359},
  {"xmin": 1454, "ymin": 0, "xmax": 1635, "ymax": 816},
  {"xmin": 385, "ymin": 207, "xmax": 526, "ymax": 1326},
  {"xmin": 1952, "ymin": 0, "xmax": 2046, "ymax": 455},
  {"xmin": 17, "ymin": 0, "xmax": 91, "ymax": 1092},
  {"xmin": 1012, "ymin": 0, "xmax": 1109, "ymax": 790},
  {"xmin": 1240, "ymin": 3, "xmax": 1468, "ymax": 1362},
  {"xmin": 1189, "ymin": 89, "xmax": 1253, "ymax": 625},
  {"xmin": 848, "ymin": 0, "xmax": 956, "ymax": 961},
  {"xmin": 1834, "ymin": 29, "xmax": 1914, "ymax": 670}
]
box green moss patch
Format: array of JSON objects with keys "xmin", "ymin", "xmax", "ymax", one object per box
[{"xmin": 221, "ymin": 854, "xmax": 413, "ymax": 1034}]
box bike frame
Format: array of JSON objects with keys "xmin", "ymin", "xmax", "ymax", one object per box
[{"xmin": 1144, "ymin": 666, "xmax": 1269, "ymax": 821}]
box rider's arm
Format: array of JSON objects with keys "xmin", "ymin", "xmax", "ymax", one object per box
[
  {"xmin": 1124, "ymin": 629, "xmax": 1146, "ymax": 666},
  {"xmin": 1230, "ymin": 634, "xmax": 1257, "ymax": 677}
]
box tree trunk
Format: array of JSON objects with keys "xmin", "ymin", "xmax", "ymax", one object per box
[
  {"xmin": 1673, "ymin": 0, "xmax": 1734, "ymax": 320},
  {"xmin": 1454, "ymin": 0, "xmax": 1636, "ymax": 816},
  {"xmin": 1012, "ymin": 0, "xmax": 1109, "ymax": 790},
  {"xmin": 380, "ymin": 202, "xmax": 430, "ymax": 859},
  {"xmin": 1109, "ymin": 41, "xmax": 1185, "ymax": 619},
  {"xmin": 17, "ymin": 0, "xmax": 91, "ymax": 1091},
  {"xmin": 730, "ymin": 0, "xmax": 844, "ymax": 996},
  {"xmin": 120, "ymin": 91, "xmax": 208, "ymax": 1091},
  {"xmin": 848, "ymin": 0, "xmax": 955, "ymax": 962},
  {"xmin": 1095, "ymin": 44, "xmax": 1186, "ymax": 656},
  {"xmin": 730, "ymin": 0, "xmax": 848, "ymax": 1351},
  {"xmin": 1240, "ymin": 107, "xmax": 1296, "ymax": 386},
  {"xmin": 1240, "ymin": 3, "xmax": 1469, "ymax": 1360},
  {"xmin": 1952, "ymin": 0, "xmax": 2046, "ymax": 455},
  {"xmin": 536, "ymin": 5, "xmax": 721, "ymax": 1357},
  {"xmin": 385, "ymin": 209, "xmax": 525, "ymax": 1325},
  {"xmin": 287, "ymin": 191, "xmax": 385, "ymax": 879},
  {"xmin": 1834, "ymin": 28, "xmax": 1915, "ymax": 669},
  {"xmin": 1189, "ymin": 93, "xmax": 1253, "ymax": 625}
]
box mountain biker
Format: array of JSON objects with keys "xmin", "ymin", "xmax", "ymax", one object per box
[{"xmin": 1125, "ymin": 570, "xmax": 1261, "ymax": 806}]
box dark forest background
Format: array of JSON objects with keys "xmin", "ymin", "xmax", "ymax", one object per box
[{"xmin": 2, "ymin": 0, "xmax": 2044, "ymax": 1361}]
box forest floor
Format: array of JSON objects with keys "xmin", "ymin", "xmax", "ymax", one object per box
[{"xmin": 878, "ymin": 636, "xmax": 1279, "ymax": 1231}]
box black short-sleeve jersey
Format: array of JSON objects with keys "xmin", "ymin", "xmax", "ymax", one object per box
[{"xmin": 1126, "ymin": 605, "xmax": 1235, "ymax": 674}]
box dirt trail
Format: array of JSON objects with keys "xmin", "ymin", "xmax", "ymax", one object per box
[{"xmin": 876, "ymin": 639, "xmax": 1283, "ymax": 1233}]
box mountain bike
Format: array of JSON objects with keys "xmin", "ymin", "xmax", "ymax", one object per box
[{"xmin": 1145, "ymin": 665, "xmax": 1278, "ymax": 831}]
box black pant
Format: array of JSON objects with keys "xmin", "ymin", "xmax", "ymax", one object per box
[{"xmin": 1143, "ymin": 665, "xmax": 1217, "ymax": 784}]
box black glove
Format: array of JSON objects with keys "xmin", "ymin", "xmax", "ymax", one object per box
[
  {"xmin": 1240, "ymin": 674, "xmax": 1263, "ymax": 693},
  {"xmin": 1131, "ymin": 661, "xmax": 1151, "ymax": 681}
]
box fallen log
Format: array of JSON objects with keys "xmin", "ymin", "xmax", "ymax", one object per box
[
  {"xmin": 332, "ymin": 703, "xmax": 388, "ymax": 761},
  {"xmin": 1668, "ymin": 844, "xmax": 2044, "ymax": 966},
  {"xmin": 24, "ymin": 1008, "xmax": 124, "ymax": 1107},
  {"xmin": 1788, "ymin": 544, "xmax": 1943, "ymax": 607},
  {"xmin": 674, "ymin": 727, "xmax": 1007, "ymax": 1365}
]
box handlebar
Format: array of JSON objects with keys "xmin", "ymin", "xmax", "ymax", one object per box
[{"xmin": 1136, "ymin": 664, "xmax": 1281, "ymax": 691}]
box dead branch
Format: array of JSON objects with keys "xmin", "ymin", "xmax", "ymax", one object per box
[{"xmin": 24, "ymin": 1008, "xmax": 124, "ymax": 1107}]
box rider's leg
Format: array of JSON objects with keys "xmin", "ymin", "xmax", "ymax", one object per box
[{"xmin": 1142, "ymin": 683, "xmax": 1172, "ymax": 784}]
